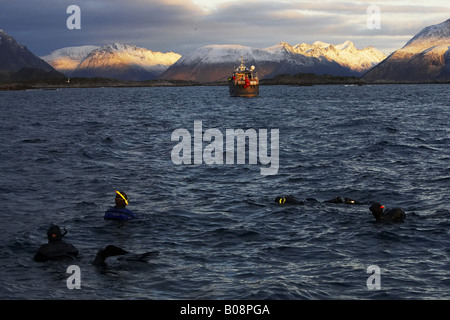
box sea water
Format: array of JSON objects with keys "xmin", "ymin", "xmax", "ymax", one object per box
[{"xmin": 0, "ymin": 84, "xmax": 449, "ymax": 300}]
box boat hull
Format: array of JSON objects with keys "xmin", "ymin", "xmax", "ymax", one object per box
[{"xmin": 229, "ymin": 83, "xmax": 259, "ymax": 97}]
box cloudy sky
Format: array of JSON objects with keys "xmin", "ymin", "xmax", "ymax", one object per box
[{"xmin": 0, "ymin": 0, "xmax": 448, "ymax": 56}]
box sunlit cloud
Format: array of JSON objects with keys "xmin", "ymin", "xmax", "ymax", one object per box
[{"xmin": 0, "ymin": 0, "xmax": 448, "ymax": 56}]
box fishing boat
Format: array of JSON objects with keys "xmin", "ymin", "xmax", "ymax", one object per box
[{"xmin": 228, "ymin": 57, "xmax": 259, "ymax": 97}]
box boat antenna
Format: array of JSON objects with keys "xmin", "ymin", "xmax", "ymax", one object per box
[{"xmin": 238, "ymin": 56, "xmax": 246, "ymax": 71}]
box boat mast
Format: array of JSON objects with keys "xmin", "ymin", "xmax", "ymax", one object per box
[{"xmin": 237, "ymin": 56, "xmax": 247, "ymax": 72}]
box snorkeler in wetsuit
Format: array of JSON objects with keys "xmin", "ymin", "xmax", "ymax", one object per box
[
  {"xmin": 104, "ymin": 191, "xmax": 136, "ymax": 221},
  {"xmin": 274, "ymin": 195, "xmax": 307, "ymax": 205},
  {"xmin": 33, "ymin": 224, "xmax": 158, "ymax": 264},
  {"xmin": 369, "ymin": 202, "xmax": 406, "ymax": 222},
  {"xmin": 323, "ymin": 196, "xmax": 361, "ymax": 204},
  {"xmin": 34, "ymin": 224, "xmax": 78, "ymax": 262},
  {"xmin": 275, "ymin": 195, "xmax": 361, "ymax": 205}
]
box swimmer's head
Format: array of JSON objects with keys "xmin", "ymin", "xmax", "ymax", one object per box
[
  {"xmin": 47, "ymin": 224, "xmax": 64, "ymax": 242},
  {"xmin": 275, "ymin": 196, "xmax": 287, "ymax": 204},
  {"xmin": 370, "ymin": 202, "xmax": 385, "ymax": 216},
  {"xmin": 115, "ymin": 191, "xmax": 129, "ymax": 207}
]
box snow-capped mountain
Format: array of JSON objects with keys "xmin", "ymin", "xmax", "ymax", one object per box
[
  {"xmin": 293, "ymin": 40, "xmax": 386, "ymax": 73},
  {"xmin": 0, "ymin": 29, "xmax": 55, "ymax": 72},
  {"xmin": 364, "ymin": 19, "xmax": 450, "ymax": 82},
  {"xmin": 41, "ymin": 45, "xmax": 100, "ymax": 75},
  {"xmin": 404, "ymin": 18, "xmax": 450, "ymax": 49},
  {"xmin": 160, "ymin": 41, "xmax": 386, "ymax": 82},
  {"xmin": 67, "ymin": 43, "xmax": 181, "ymax": 81}
]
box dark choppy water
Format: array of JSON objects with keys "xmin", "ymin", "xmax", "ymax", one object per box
[{"xmin": 0, "ymin": 84, "xmax": 449, "ymax": 300}]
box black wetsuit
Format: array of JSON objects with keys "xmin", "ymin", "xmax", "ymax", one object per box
[
  {"xmin": 370, "ymin": 203, "xmax": 406, "ymax": 222},
  {"xmin": 34, "ymin": 240, "xmax": 78, "ymax": 262},
  {"xmin": 323, "ymin": 197, "xmax": 361, "ymax": 204},
  {"xmin": 275, "ymin": 195, "xmax": 306, "ymax": 204},
  {"xmin": 34, "ymin": 225, "xmax": 78, "ymax": 262},
  {"xmin": 275, "ymin": 195, "xmax": 360, "ymax": 205},
  {"xmin": 34, "ymin": 225, "xmax": 158, "ymax": 265}
]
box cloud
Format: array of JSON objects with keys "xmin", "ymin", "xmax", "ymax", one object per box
[
  {"xmin": 0, "ymin": 0, "xmax": 205, "ymax": 54},
  {"xmin": 180, "ymin": 0, "xmax": 449, "ymax": 53},
  {"xmin": 0, "ymin": 0, "xmax": 448, "ymax": 56}
]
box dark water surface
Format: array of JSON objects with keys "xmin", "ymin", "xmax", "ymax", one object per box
[{"xmin": 0, "ymin": 84, "xmax": 449, "ymax": 300}]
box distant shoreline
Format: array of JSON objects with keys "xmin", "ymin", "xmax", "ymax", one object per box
[{"xmin": 1, "ymin": 74, "xmax": 449, "ymax": 91}]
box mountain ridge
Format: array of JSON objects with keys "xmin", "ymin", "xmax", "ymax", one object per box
[
  {"xmin": 68, "ymin": 43, "xmax": 182, "ymax": 81},
  {"xmin": 0, "ymin": 29, "xmax": 57, "ymax": 73},
  {"xmin": 3, "ymin": 19, "xmax": 450, "ymax": 84},
  {"xmin": 363, "ymin": 18, "xmax": 450, "ymax": 82},
  {"xmin": 159, "ymin": 40, "xmax": 386, "ymax": 82},
  {"xmin": 41, "ymin": 45, "xmax": 100, "ymax": 76}
]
